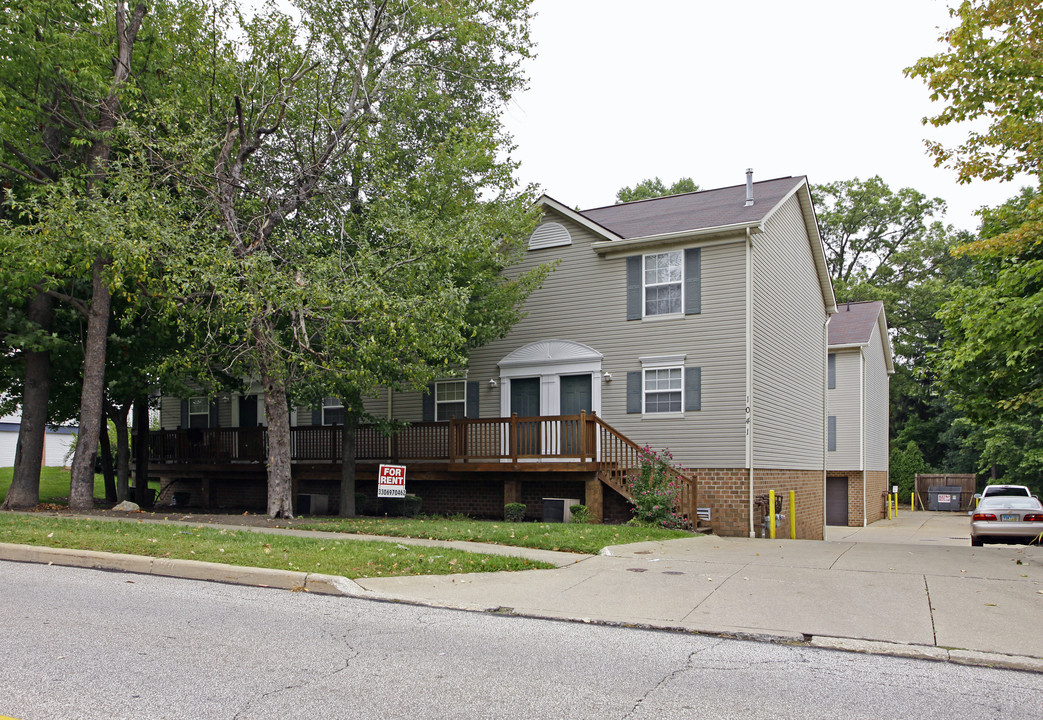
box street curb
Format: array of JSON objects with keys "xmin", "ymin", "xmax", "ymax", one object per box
[
  {"xmin": 0, "ymin": 542, "xmax": 367, "ymax": 596},
  {"xmin": 809, "ymin": 636, "xmax": 1043, "ymax": 674}
]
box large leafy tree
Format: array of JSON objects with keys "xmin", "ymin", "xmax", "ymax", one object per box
[
  {"xmin": 908, "ymin": 1, "xmax": 1043, "ymax": 490},
  {"xmin": 616, "ymin": 177, "xmax": 698, "ymax": 203},
  {"xmin": 906, "ymin": 0, "xmax": 1043, "ymax": 183},
  {"xmin": 167, "ymin": 0, "xmax": 543, "ymax": 518}
]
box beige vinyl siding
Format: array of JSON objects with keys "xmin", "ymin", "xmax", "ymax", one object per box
[
  {"xmin": 864, "ymin": 323, "xmax": 890, "ymax": 472},
  {"xmin": 826, "ymin": 349, "xmax": 862, "ymax": 471},
  {"xmin": 159, "ymin": 396, "xmax": 181, "ymax": 430},
  {"xmin": 751, "ymin": 194, "xmax": 828, "ymax": 469},
  {"xmin": 461, "ymin": 215, "xmax": 749, "ymax": 469}
]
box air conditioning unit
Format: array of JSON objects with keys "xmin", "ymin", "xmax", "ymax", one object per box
[
  {"xmin": 542, "ymin": 497, "xmax": 582, "ymax": 523},
  {"xmin": 296, "ymin": 493, "xmax": 330, "ymax": 516}
]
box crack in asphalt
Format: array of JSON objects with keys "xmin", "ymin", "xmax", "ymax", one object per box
[{"xmin": 619, "ymin": 648, "xmax": 709, "ymax": 719}]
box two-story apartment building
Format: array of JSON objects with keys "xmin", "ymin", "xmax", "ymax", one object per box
[{"xmin": 155, "ymin": 174, "xmax": 840, "ymax": 538}]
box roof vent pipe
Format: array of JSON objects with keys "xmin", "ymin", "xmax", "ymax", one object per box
[{"xmin": 745, "ymin": 168, "xmax": 754, "ymax": 206}]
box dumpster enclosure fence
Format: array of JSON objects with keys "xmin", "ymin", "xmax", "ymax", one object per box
[{"xmin": 914, "ymin": 473, "xmax": 977, "ymax": 511}]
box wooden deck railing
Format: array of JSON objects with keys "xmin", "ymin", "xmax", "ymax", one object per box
[{"xmin": 147, "ymin": 412, "xmax": 697, "ymax": 520}]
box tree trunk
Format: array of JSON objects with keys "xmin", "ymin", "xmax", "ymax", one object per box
[
  {"xmin": 339, "ymin": 413, "xmax": 358, "ymax": 516},
  {"xmin": 69, "ymin": 256, "xmax": 112, "ymax": 511},
  {"xmin": 2, "ymin": 293, "xmax": 54, "ymax": 510},
  {"xmin": 98, "ymin": 415, "xmax": 117, "ymax": 503},
  {"xmin": 109, "ymin": 402, "xmax": 132, "ymax": 502},
  {"xmin": 262, "ymin": 371, "xmax": 294, "ymax": 518},
  {"xmin": 133, "ymin": 397, "xmax": 149, "ymax": 505}
]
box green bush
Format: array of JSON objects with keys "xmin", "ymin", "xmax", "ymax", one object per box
[
  {"xmin": 354, "ymin": 492, "xmax": 369, "ymax": 514},
  {"xmin": 401, "ymin": 494, "xmax": 422, "ymax": 518},
  {"xmin": 890, "ymin": 440, "xmax": 929, "ymax": 501},
  {"xmin": 569, "ymin": 504, "xmax": 590, "ymax": 523},
  {"xmin": 504, "ymin": 502, "xmax": 526, "ymax": 522},
  {"xmin": 628, "ymin": 446, "xmax": 691, "ymax": 530}
]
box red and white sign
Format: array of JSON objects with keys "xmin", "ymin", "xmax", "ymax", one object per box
[{"xmin": 377, "ymin": 464, "xmax": 407, "ymax": 498}]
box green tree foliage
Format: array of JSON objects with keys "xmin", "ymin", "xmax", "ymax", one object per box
[
  {"xmin": 162, "ymin": 0, "xmax": 545, "ymax": 518},
  {"xmin": 616, "ymin": 177, "xmax": 698, "ymax": 203},
  {"xmin": 906, "ymin": 0, "xmax": 1043, "ymax": 183},
  {"xmin": 908, "ymin": 1, "xmax": 1043, "ymax": 489},
  {"xmin": 889, "ymin": 440, "xmax": 929, "ymax": 501}
]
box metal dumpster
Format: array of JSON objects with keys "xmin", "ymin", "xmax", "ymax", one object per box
[{"xmin": 928, "ymin": 485, "xmax": 963, "ymax": 511}]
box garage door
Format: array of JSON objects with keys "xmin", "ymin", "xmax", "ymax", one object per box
[{"xmin": 826, "ymin": 477, "xmax": 849, "ymax": 526}]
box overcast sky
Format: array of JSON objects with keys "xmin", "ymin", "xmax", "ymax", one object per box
[{"xmin": 501, "ymin": 0, "xmax": 1028, "ymax": 232}]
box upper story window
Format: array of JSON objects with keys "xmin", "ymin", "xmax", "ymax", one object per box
[
  {"xmin": 435, "ymin": 380, "xmax": 466, "ymax": 421},
  {"xmin": 627, "ymin": 248, "xmax": 700, "ymax": 320},
  {"xmin": 188, "ymin": 397, "xmax": 209, "ymax": 428},
  {"xmin": 644, "ymin": 251, "xmax": 683, "ymax": 316},
  {"xmin": 644, "ymin": 367, "xmax": 683, "ymax": 413},
  {"xmin": 322, "ymin": 398, "xmax": 344, "ymax": 425}
]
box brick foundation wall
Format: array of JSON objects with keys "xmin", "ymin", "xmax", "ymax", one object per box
[
  {"xmin": 688, "ymin": 468, "xmax": 824, "ymax": 539},
  {"xmin": 689, "ymin": 468, "xmax": 752, "ymax": 538},
  {"xmin": 753, "ymin": 469, "xmax": 824, "ymax": 540},
  {"xmin": 865, "ymin": 470, "xmax": 889, "ymax": 523}
]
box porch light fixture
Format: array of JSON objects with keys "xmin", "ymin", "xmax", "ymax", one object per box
[
  {"xmin": 603, "ymin": 373, "xmax": 612, "ymax": 383},
  {"xmin": 488, "ymin": 378, "xmax": 498, "ymax": 388}
]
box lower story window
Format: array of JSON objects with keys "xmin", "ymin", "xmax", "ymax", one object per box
[
  {"xmin": 188, "ymin": 397, "xmax": 209, "ymax": 428},
  {"xmin": 644, "ymin": 368, "xmax": 682, "ymax": 413},
  {"xmin": 436, "ymin": 380, "xmax": 466, "ymax": 421},
  {"xmin": 322, "ymin": 398, "xmax": 345, "ymax": 425}
]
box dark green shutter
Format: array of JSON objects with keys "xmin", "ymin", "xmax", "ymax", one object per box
[
  {"xmin": 312, "ymin": 408, "xmax": 322, "ymax": 426},
  {"xmin": 684, "ymin": 367, "xmax": 701, "ymax": 411},
  {"xmin": 684, "ymin": 248, "xmax": 701, "ymax": 315},
  {"xmin": 827, "ymin": 416, "xmax": 836, "ymax": 451},
  {"xmin": 209, "ymin": 400, "xmax": 219, "ymax": 428},
  {"xmin": 626, "ymin": 371, "xmax": 642, "ymax": 414},
  {"xmin": 827, "ymin": 353, "xmax": 836, "ymax": 389},
  {"xmin": 422, "ymin": 384, "xmax": 435, "ymax": 422},
  {"xmin": 180, "ymin": 399, "xmax": 189, "ymax": 429},
  {"xmin": 626, "ymin": 256, "xmax": 642, "ymax": 320},
  {"xmin": 465, "ymin": 381, "xmax": 479, "ymax": 419}
]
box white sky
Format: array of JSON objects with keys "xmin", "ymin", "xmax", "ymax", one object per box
[{"xmin": 502, "ymin": 0, "xmax": 1030, "ymax": 232}]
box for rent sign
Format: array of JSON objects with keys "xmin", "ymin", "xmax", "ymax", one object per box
[{"xmin": 377, "ymin": 464, "xmax": 407, "ymax": 498}]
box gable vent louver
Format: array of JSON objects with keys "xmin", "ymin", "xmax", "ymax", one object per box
[{"xmin": 528, "ymin": 221, "xmax": 572, "ymax": 250}]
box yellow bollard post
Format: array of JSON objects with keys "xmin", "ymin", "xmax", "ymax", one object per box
[
  {"xmin": 887, "ymin": 495, "xmax": 892, "ymax": 520},
  {"xmin": 789, "ymin": 490, "xmax": 796, "ymax": 540},
  {"xmin": 911, "ymin": 492, "xmax": 915, "ymax": 512},
  {"xmin": 893, "ymin": 494, "xmax": 898, "ymax": 518},
  {"xmin": 769, "ymin": 489, "xmax": 776, "ymax": 539}
]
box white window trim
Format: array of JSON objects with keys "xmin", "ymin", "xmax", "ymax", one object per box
[
  {"xmin": 639, "ymin": 355, "xmax": 687, "ymax": 416},
  {"xmin": 188, "ymin": 396, "xmax": 209, "ymax": 426},
  {"xmin": 435, "ymin": 379, "xmax": 467, "ymax": 422},
  {"xmin": 321, "ymin": 397, "xmax": 344, "ymax": 426},
  {"xmin": 643, "ymin": 250, "xmax": 684, "ymax": 318}
]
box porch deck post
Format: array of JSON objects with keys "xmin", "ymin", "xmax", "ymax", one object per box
[
  {"xmin": 449, "ymin": 419, "xmax": 458, "ymax": 463},
  {"xmin": 585, "ymin": 476, "xmax": 604, "ymax": 523},
  {"xmin": 510, "ymin": 413, "xmax": 518, "ymax": 463}
]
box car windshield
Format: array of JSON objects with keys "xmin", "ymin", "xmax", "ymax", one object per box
[{"xmin": 979, "ymin": 497, "xmax": 1042, "ymax": 511}]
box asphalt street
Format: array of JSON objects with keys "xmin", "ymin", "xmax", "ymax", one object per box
[{"xmin": 1, "ymin": 561, "xmax": 1041, "ymax": 720}]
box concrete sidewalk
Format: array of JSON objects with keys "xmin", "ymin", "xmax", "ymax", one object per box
[{"xmin": 2, "ymin": 510, "xmax": 1041, "ymax": 672}]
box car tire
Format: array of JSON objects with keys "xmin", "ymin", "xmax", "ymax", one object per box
[{"xmin": 971, "ymin": 536, "xmax": 983, "ymax": 547}]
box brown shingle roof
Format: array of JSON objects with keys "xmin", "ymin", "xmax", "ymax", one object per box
[
  {"xmin": 829, "ymin": 301, "xmax": 885, "ymax": 346},
  {"xmin": 578, "ymin": 176, "xmax": 806, "ymax": 239}
]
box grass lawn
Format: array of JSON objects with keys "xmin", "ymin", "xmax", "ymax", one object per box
[
  {"xmin": 0, "ymin": 466, "xmax": 154, "ymax": 505},
  {"xmin": 297, "ymin": 516, "xmax": 696, "ymax": 555},
  {"xmin": 0, "ymin": 514, "xmax": 552, "ymax": 578}
]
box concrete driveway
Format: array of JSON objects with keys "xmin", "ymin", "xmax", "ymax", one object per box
[{"xmin": 826, "ymin": 509, "xmax": 974, "ymax": 546}]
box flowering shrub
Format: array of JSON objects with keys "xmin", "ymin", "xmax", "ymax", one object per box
[{"xmin": 627, "ymin": 446, "xmax": 692, "ymax": 530}]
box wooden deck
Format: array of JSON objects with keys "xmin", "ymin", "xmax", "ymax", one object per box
[{"xmin": 147, "ymin": 413, "xmax": 699, "ymax": 523}]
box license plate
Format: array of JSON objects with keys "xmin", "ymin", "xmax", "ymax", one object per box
[{"xmin": 1001, "ymin": 514, "xmax": 1019, "ymax": 522}]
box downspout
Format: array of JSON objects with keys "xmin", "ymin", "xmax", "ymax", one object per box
[
  {"xmin": 860, "ymin": 349, "xmax": 866, "ymax": 526},
  {"xmin": 746, "ymin": 227, "xmax": 755, "ymax": 537},
  {"xmin": 823, "ymin": 314, "xmax": 831, "ymax": 538}
]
